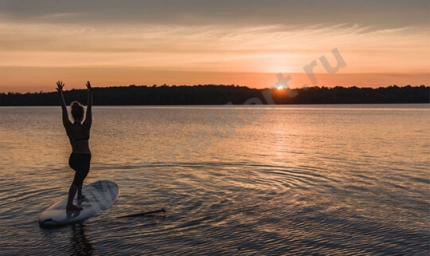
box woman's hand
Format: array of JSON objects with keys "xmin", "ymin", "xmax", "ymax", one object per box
[
  {"xmin": 56, "ymin": 81, "xmax": 65, "ymax": 92},
  {"xmin": 86, "ymin": 81, "xmax": 92, "ymax": 91}
]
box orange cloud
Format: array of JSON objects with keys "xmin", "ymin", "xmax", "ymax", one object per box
[{"xmin": 0, "ymin": 22, "xmax": 428, "ymax": 92}]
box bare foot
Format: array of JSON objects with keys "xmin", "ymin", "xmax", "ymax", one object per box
[{"xmin": 66, "ymin": 204, "xmax": 83, "ymax": 211}]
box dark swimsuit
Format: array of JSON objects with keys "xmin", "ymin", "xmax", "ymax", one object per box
[
  {"xmin": 68, "ymin": 135, "xmax": 91, "ymax": 187},
  {"xmin": 70, "ymin": 135, "xmax": 90, "ymax": 141}
]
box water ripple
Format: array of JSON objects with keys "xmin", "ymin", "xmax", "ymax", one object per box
[{"xmin": 1, "ymin": 106, "xmax": 429, "ymax": 255}]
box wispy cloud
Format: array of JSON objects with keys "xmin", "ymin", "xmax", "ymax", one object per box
[
  {"xmin": 39, "ymin": 12, "xmax": 91, "ymax": 20},
  {"xmin": 0, "ymin": 21, "xmax": 428, "ymax": 74}
]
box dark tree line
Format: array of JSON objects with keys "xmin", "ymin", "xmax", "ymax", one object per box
[{"xmin": 0, "ymin": 84, "xmax": 428, "ymax": 106}]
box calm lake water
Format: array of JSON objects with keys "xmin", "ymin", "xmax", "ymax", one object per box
[{"xmin": 0, "ymin": 104, "xmax": 429, "ymax": 255}]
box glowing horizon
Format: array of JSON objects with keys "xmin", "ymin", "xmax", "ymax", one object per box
[{"xmin": 0, "ymin": 0, "xmax": 428, "ymax": 93}]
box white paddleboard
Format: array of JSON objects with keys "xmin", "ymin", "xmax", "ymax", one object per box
[{"xmin": 39, "ymin": 180, "xmax": 119, "ymax": 228}]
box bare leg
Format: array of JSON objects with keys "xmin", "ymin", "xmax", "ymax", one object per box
[
  {"xmin": 77, "ymin": 184, "xmax": 85, "ymax": 199},
  {"xmin": 66, "ymin": 184, "xmax": 83, "ymax": 211}
]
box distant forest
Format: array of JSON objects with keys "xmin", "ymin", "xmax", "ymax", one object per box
[{"xmin": 0, "ymin": 84, "xmax": 429, "ymax": 106}]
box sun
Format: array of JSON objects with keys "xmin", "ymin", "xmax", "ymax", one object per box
[{"xmin": 275, "ymin": 84, "xmax": 285, "ymax": 90}]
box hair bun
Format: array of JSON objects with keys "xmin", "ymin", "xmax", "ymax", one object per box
[{"xmin": 71, "ymin": 101, "xmax": 82, "ymax": 108}]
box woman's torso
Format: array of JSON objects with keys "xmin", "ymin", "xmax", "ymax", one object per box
[{"xmin": 66, "ymin": 123, "xmax": 91, "ymax": 154}]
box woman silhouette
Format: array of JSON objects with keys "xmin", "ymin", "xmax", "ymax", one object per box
[{"xmin": 56, "ymin": 81, "xmax": 93, "ymax": 211}]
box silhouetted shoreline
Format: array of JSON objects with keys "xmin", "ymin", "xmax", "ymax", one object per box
[{"xmin": 1, "ymin": 84, "xmax": 428, "ymax": 106}]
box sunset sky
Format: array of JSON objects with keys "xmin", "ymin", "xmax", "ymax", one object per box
[{"xmin": 0, "ymin": 0, "xmax": 429, "ymax": 93}]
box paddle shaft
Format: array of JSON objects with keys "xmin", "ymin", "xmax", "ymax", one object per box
[{"xmin": 117, "ymin": 208, "xmax": 165, "ymax": 218}]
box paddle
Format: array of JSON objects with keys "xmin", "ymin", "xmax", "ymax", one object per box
[{"xmin": 117, "ymin": 208, "xmax": 166, "ymax": 218}]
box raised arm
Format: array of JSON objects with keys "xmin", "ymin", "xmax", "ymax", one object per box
[
  {"xmin": 56, "ymin": 81, "xmax": 71, "ymax": 127},
  {"xmin": 83, "ymin": 81, "xmax": 93, "ymax": 128}
]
